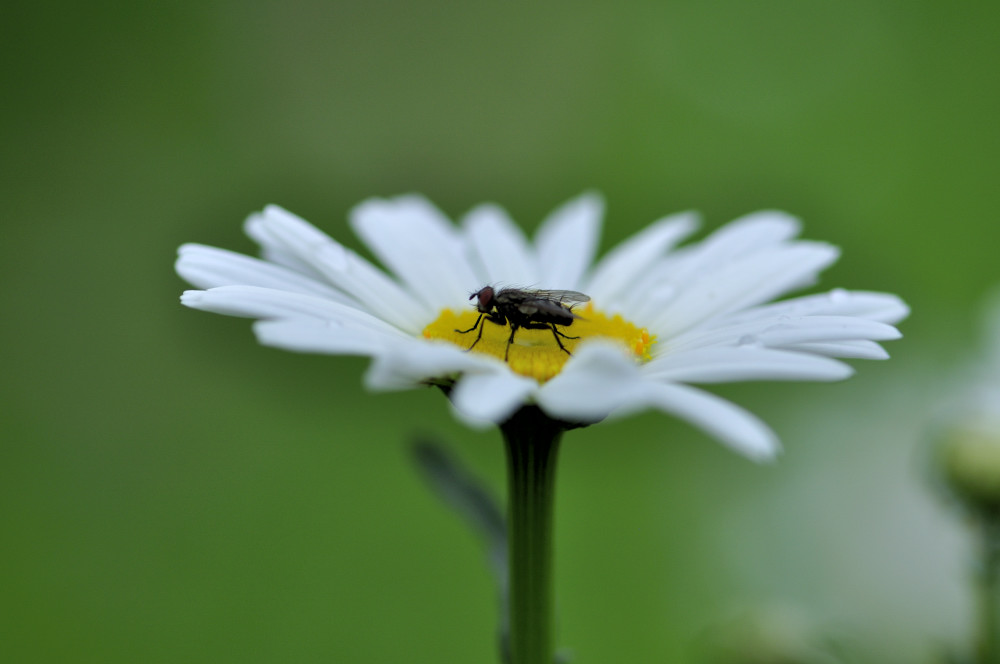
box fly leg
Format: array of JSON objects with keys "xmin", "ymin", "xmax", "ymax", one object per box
[
  {"xmin": 504, "ymin": 324, "xmax": 520, "ymax": 362},
  {"xmin": 457, "ymin": 312, "xmax": 507, "ymax": 353},
  {"xmin": 455, "ymin": 313, "xmax": 484, "ymax": 334},
  {"xmin": 455, "ymin": 313, "xmax": 486, "ymax": 351},
  {"xmin": 549, "ymin": 324, "xmax": 578, "ymax": 355}
]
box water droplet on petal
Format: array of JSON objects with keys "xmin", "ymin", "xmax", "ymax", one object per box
[{"xmin": 829, "ymin": 288, "xmax": 848, "ymax": 303}]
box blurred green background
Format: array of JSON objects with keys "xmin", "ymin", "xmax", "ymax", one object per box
[{"xmin": 2, "ymin": 2, "xmax": 996, "ymax": 662}]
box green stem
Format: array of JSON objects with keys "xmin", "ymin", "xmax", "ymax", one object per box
[
  {"xmin": 501, "ymin": 407, "xmax": 564, "ymax": 664},
  {"xmin": 978, "ymin": 516, "xmax": 1000, "ymax": 664}
]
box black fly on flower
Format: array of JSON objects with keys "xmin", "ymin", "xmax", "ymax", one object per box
[{"xmin": 456, "ymin": 286, "xmax": 591, "ymax": 361}]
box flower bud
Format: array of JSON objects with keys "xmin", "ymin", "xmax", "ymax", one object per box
[{"xmin": 938, "ymin": 416, "xmax": 1000, "ymax": 516}]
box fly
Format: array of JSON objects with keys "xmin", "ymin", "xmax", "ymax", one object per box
[{"xmin": 456, "ymin": 286, "xmax": 591, "ymax": 361}]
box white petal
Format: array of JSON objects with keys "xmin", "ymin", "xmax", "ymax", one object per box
[
  {"xmin": 449, "ymin": 371, "xmax": 538, "ymax": 424},
  {"xmin": 350, "ymin": 195, "xmax": 479, "ymax": 310},
  {"xmin": 785, "ymin": 340, "xmax": 890, "ymax": 360},
  {"xmin": 253, "ymin": 319, "xmax": 391, "ymax": 356},
  {"xmin": 462, "ymin": 203, "xmax": 539, "ymax": 286},
  {"xmin": 654, "ymin": 210, "xmax": 803, "ymax": 285},
  {"xmin": 650, "ymin": 243, "xmax": 840, "ymax": 337},
  {"xmin": 624, "ymin": 266, "xmax": 684, "ymax": 325},
  {"xmin": 180, "ymin": 286, "xmax": 409, "ymax": 341},
  {"xmin": 638, "ymin": 382, "xmax": 780, "ymax": 461},
  {"xmin": 754, "ymin": 315, "xmax": 901, "ymax": 347},
  {"xmin": 363, "ymin": 340, "xmax": 504, "ymax": 391},
  {"xmin": 536, "ymin": 342, "xmax": 779, "ymax": 460},
  {"xmin": 584, "ymin": 211, "xmax": 699, "ymax": 308},
  {"xmin": 534, "ymin": 193, "xmax": 603, "ymax": 290},
  {"xmin": 712, "ymin": 289, "xmax": 911, "ymax": 327},
  {"xmin": 644, "ymin": 346, "xmax": 854, "ymax": 383},
  {"xmin": 244, "ymin": 211, "xmax": 328, "ymax": 280},
  {"xmin": 692, "ymin": 210, "xmax": 802, "ymax": 260},
  {"xmin": 253, "ymin": 205, "xmax": 431, "ymax": 332},
  {"xmin": 535, "ymin": 342, "xmax": 652, "ymax": 421},
  {"xmin": 666, "ymin": 315, "xmax": 901, "ymax": 354},
  {"xmin": 176, "ymin": 244, "xmax": 355, "ymax": 303}
]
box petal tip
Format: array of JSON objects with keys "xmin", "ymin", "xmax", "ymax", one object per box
[{"xmin": 180, "ymin": 290, "xmax": 204, "ymax": 306}]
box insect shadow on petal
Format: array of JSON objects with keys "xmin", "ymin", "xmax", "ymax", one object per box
[{"xmin": 455, "ymin": 286, "xmax": 591, "ymax": 361}]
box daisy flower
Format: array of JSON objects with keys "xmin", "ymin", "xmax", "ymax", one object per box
[{"xmin": 176, "ymin": 193, "xmax": 908, "ymax": 461}]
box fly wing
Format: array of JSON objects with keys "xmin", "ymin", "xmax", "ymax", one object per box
[
  {"xmin": 515, "ymin": 289, "xmax": 590, "ymax": 319},
  {"xmin": 524, "ymin": 289, "xmax": 590, "ymax": 305}
]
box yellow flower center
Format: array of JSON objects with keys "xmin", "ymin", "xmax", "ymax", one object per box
[{"xmin": 422, "ymin": 303, "xmax": 655, "ymax": 382}]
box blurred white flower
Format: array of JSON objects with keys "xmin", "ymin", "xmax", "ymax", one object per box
[
  {"xmin": 176, "ymin": 193, "xmax": 908, "ymax": 461},
  {"xmin": 948, "ymin": 289, "xmax": 1000, "ymax": 435},
  {"xmin": 937, "ymin": 289, "xmax": 1000, "ymax": 510},
  {"xmin": 701, "ymin": 603, "xmax": 844, "ymax": 664}
]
